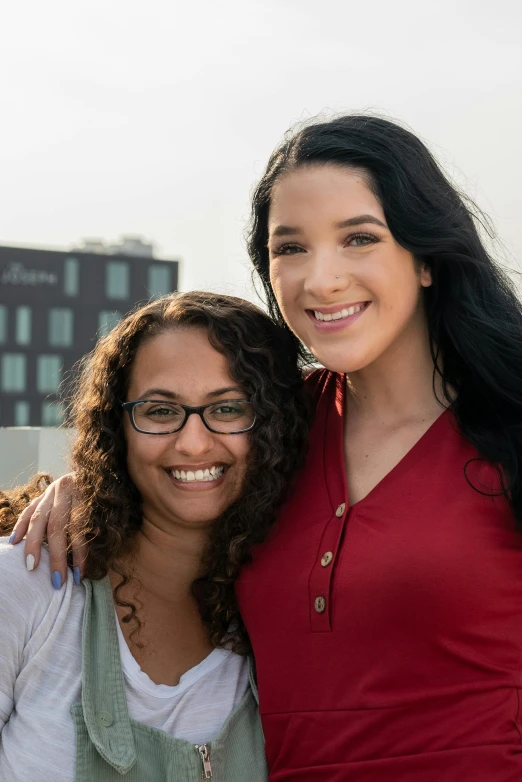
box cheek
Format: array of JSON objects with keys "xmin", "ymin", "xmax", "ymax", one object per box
[
  {"xmin": 269, "ymin": 261, "xmax": 283, "ymax": 302},
  {"xmin": 229, "ymin": 438, "xmax": 250, "ymax": 482},
  {"xmin": 125, "ymin": 433, "xmax": 162, "ymax": 482},
  {"xmin": 269, "ymin": 261, "xmax": 301, "ymax": 320},
  {"xmin": 370, "ymin": 258, "xmax": 422, "ymax": 314},
  {"xmin": 235, "ymin": 438, "xmax": 250, "ymax": 468}
]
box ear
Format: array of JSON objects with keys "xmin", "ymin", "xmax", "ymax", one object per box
[{"xmin": 419, "ymin": 262, "xmax": 432, "ymax": 288}]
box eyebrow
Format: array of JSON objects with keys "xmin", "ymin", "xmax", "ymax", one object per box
[
  {"xmin": 136, "ymin": 386, "xmax": 244, "ymax": 401},
  {"xmin": 270, "ymin": 214, "xmax": 387, "ymax": 237}
]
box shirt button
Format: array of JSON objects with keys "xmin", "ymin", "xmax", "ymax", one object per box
[
  {"xmin": 314, "ymin": 596, "xmax": 327, "ymax": 613},
  {"xmin": 98, "ymin": 711, "xmax": 114, "ymax": 727},
  {"xmin": 321, "ymin": 551, "xmax": 333, "ymax": 567},
  {"xmin": 335, "ymin": 503, "xmax": 346, "ymax": 517}
]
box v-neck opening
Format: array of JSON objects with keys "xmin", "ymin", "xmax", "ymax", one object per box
[{"xmin": 338, "ymin": 374, "xmax": 451, "ymax": 510}]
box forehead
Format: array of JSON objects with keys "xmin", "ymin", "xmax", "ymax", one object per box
[
  {"xmin": 268, "ymin": 164, "xmax": 383, "ymax": 227},
  {"xmin": 128, "ymin": 327, "xmax": 234, "ymax": 397}
]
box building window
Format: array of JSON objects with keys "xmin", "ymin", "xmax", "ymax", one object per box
[
  {"xmin": 1, "ymin": 353, "xmax": 26, "ymax": 392},
  {"xmin": 64, "ymin": 257, "xmax": 79, "ymax": 296},
  {"xmin": 37, "ymin": 355, "xmax": 62, "ymax": 393},
  {"xmin": 15, "ymin": 306, "xmax": 31, "ymax": 345},
  {"xmin": 14, "ymin": 400, "xmax": 30, "ymax": 426},
  {"xmin": 42, "ymin": 400, "xmax": 64, "ymax": 427},
  {"xmin": 147, "ymin": 264, "xmax": 172, "ymax": 297},
  {"xmin": 49, "ymin": 308, "xmax": 73, "ymax": 347},
  {"xmin": 98, "ymin": 310, "xmax": 122, "ymax": 337},
  {"xmin": 0, "ymin": 306, "xmax": 6, "ymax": 343},
  {"xmin": 106, "ymin": 261, "xmax": 129, "ymax": 299}
]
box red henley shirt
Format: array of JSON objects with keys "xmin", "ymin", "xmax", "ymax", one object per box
[{"xmin": 236, "ymin": 369, "xmax": 522, "ymax": 780}]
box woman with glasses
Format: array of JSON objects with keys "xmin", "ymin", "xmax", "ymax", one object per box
[
  {"xmin": 0, "ymin": 291, "xmax": 310, "ymax": 781},
  {"xmin": 10, "ymin": 114, "xmax": 522, "ymax": 780}
]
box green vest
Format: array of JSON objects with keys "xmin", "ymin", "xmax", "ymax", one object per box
[{"xmin": 71, "ymin": 577, "xmax": 268, "ymax": 781}]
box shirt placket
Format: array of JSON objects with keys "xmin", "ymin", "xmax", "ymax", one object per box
[
  {"xmin": 308, "ymin": 373, "xmax": 349, "ymax": 632},
  {"xmin": 308, "ymin": 499, "xmax": 348, "ymax": 632}
]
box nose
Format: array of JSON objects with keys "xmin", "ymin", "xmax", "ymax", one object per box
[
  {"xmin": 173, "ymin": 412, "xmax": 215, "ymax": 457},
  {"xmin": 303, "ymin": 249, "xmax": 347, "ymax": 301}
]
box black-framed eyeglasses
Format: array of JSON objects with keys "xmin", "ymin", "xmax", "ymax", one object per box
[{"xmin": 122, "ymin": 399, "xmax": 256, "ymax": 435}]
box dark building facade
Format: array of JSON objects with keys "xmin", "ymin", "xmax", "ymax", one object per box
[{"xmin": 0, "ymin": 245, "xmax": 179, "ymax": 427}]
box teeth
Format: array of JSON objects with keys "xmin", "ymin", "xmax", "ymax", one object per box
[
  {"xmin": 313, "ymin": 304, "xmax": 365, "ymax": 322},
  {"xmin": 171, "ymin": 466, "xmax": 225, "ymax": 483}
]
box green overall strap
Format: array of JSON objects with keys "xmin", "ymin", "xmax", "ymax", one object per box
[{"xmin": 80, "ymin": 577, "xmax": 137, "ymax": 774}]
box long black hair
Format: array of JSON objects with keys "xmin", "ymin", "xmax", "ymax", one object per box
[{"xmin": 248, "ymin": 114, "xmax": 522, "ymax": 526}]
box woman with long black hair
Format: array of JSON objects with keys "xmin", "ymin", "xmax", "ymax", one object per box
[
  {"xmin": 238, "ymin": 114, "xmax": 522, "ymax": 780},
  {"xmin": 13, "ymin": 115, "xmax": 522, "ymax": 780}
]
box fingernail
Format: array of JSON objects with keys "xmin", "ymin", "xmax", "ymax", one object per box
[
  {"xmin": 73, "ymin": 567, "xmax": 81, "ymax": 586},
  {"xmin": 52, "ymin": 571, "xmax": 63, "ymax": 590},
  {"xmin": 9, "ymin": 532, "xmax": 17, "ymax": 544},
  {"xmin": 26, "ymin": 554, "xmax": 35, "ymax": 571}
]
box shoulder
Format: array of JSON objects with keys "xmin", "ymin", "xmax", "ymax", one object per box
[
  {"xmin": 0, "ymin": 538, "xmax": 84, "ymax": 737},
  {"xmin": 0, "ymin": 536, "xmax": 55, "ymax": 603},
  {"xmin": 0, "ymin": 538, "xmax": 82, "ymax": 639}
]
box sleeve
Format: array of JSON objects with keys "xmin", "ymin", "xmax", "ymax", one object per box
[{"xmin": 0, "ymin": 539, "xmax": 55, "ymax": 730}]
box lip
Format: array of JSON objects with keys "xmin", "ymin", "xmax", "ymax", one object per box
[
  {"xmin": 306, "ymin": 301, "xmax": 371, "ymax": 333},
  {"xmin": 164, "ymin": 464, "xmax": 228, "ymax": 492}
]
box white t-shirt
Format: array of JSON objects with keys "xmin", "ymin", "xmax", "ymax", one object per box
[{"xmin": 0, "ymin": 538, "xmax": 249, "ymax": 782}]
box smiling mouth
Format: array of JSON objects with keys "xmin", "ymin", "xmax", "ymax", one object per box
[
  {"xmin": 169, "ymin": 465, "xmax": 226, "ymax": 484},
  {"xmin": 311, "ymin": 302, "xmax": 370, "ymax": 322}
]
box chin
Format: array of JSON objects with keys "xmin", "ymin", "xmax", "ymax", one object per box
[
  {"xmin": 182, "ymin": 501, "xmax": 234, "ymax": 527},
  {"xmin": 173, "ymin": 510, "xmax": 218, "ymax": 529},
  {"xmin": 308, "ymin": 348, "xmax": 368, "ymax": 374}
]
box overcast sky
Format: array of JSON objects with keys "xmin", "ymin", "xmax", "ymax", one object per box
[{"xmin": 0, "ymin": 0, "xmax": 520, "ymax": 303}]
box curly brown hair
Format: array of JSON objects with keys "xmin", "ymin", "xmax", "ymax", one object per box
[
  {"xmin": 44, "ymin": 290, "xmax": 310, "ymax": 653},
  {"xmin": 0, "ymin": 473, "xmax": 53, "ymax": 534}
]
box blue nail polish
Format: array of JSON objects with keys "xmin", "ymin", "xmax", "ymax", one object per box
[
  {"xmin": 52, "ymin": 571, "xmax": 63, "ymax": 590},
  {"xmin": 8, "ymin": 532, "xmax": 17, "ymax": 544},
  {"xmin": 73, "ymin": 567, "xmax": 81, "ymax": 585}
]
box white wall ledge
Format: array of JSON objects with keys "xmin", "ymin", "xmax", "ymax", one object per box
[{"xmin": 0, "ymin": 427, "xmax": 74, "ymax": 488}]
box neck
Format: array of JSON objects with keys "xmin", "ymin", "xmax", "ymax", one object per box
[
  {"xmin": 346, "ymin": 310, "xmax": 444, "ymax": 424},
  {"xmin": 111, "ymin": 517, "xmax": 209, "ymax": 607}
]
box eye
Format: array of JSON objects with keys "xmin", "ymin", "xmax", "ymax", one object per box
[
  {"xmin": 139, "ymin": 403, "xmax": 182, "ymax": 419},
  {"xmin": 269, "ymin": 242, "xmax": 306, "ymax": 257},
  {"xmin": 213, "ymin": 403, "xmax": 244, "ymax": 418},
  {"xmin": 208, "ymin": 400, "xmax": 253, "ymax": 423},
  {"xmin": 346, "ymin": 233, "xmax": 378, "ymax": 247},
  {"xmin": 148, "ymin": 406, "xmax": 175, "ymax": 417}
]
